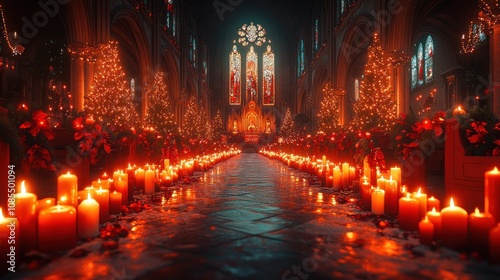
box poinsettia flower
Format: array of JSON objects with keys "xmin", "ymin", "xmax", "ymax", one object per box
[{"xmin": 25, "ymin": 144, "xmax": 55, "ymax": 172}]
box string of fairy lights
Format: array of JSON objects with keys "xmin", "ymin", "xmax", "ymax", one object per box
[{"xmin": 0, "ymin": 4, "xmax": 23, "ymax": 55}]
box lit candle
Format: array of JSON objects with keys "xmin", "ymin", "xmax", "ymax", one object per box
[
  {"xmin": 485, "ymin": 167, "xmax": 500, "ymax": 223},
  {"xmin": 371, "ymin": 187, "xmax": 385, "ymax": 215},
  {"xmin": 390, "ymin": 167, "xmax": 401, "ymax": 190},
  {"xmin": 469, "ymin": 207, "xmax": 495, "ymax": 254},
  {"xmin": 349, "ymin": 167, "xmax": 356, "ymax": 185},
  {"xmin": 341, "ymin": 163, "xmax": 349, "ymax": 186},
  {"xmin": 36, "ymin": 197, "xmax": 55, "ymax": 213},
  {"xmin": 135, "ymin": 168, "xmax": 145, "ymax": 189},
  {"xmin": 77, "ymin": 194, "xmax": 99, "ymax": 239},
  {"xmin": 384, "ymin": 177, "xmax": 398, "ymax": 216},
  {"xmin": 0, "ymin": 208, "xmax": 19, "ymax": 267},
  {"xmin": 426, "ymin": 207, "xmax": 442, "ymax": 241},
  {"xmin": 101, "ymin": 172, "xmax": 109, "ymax": 180},
  {"xmin": 115, "ymin": 177, "xmax": 128, "ymax": 205},
  {"xmin": 441, "ymin": 198, "xmax": 468, "ymax": 251},
  {"xmin": 398, "ymin": 193, "xmax": 420, "ymax": 231},
  {"xmin": 94, "ymin": 187, "xmax": 110, "ymax": 224},
  {"xmin": 427, "ymin": 196, "xmax": 440, "ymax": 212},
  {"xmin": 452, "ymin": 105, "xmax": 466, "ymax": 116},
  {"xmin": 333, "ymin": 166, "xmax": 341, "ymax": 191},
  {"xmin": 38, "ymin": 204, "xmax": 77, "ymax": 253},
  {"xmin": 419, "ymin": 216, "xmax": 434, "ymax": 245},
  {"xmin": 377, "ymin": 176, "xmax": 386, "ymax": 190},
  {"xmin": 322, "ymin": 155, "xmax": 326, "ymax": 166},
  {"xmin": 57, "ymin": 172, "xmax": 78, "ymax": 208},
  {"xmin": 490, "ymin": 223, "xmax": 500, "ymax": 264},
  {"xmin": 109, "ymin": 191, "xmax": 122, "ymax": 214},
  {"xmin": 145, "ymin": 168, "xmax": 156, "ymax": 194},
  {"xmin": 327, "ymin": 175, "xmax": 333, "ymax": 188},
  {"xmin": 360, "ymin": 179, "xmax": 372, "ymax": 211},
  {"xmin": 15, "ymin": 181, "xmax": 37, "ymax": 253},
  {"xmin": 412, "ymin": 188, "xmax": 427, "ymax": 219},
  {"xmin": 164, "ymin": 159, "xmax": 170, "ymax": 171}
]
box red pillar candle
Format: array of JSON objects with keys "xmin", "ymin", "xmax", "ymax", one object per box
[
  {"xmin": 441, "ymin": 198, "xmax": 468, "ymax": 251},
  {"xmin": 398, "ymin": 193, "xmax": 420, "ymax": 231},
  {"xmin": 490, "ymin": 222, "xmax": 500, "ymax": 264},
  {"xmin": 426, "ymin": 207, "xmax": 442, "ymax": 241},
  {"xmin": 469, "ymin": 207, "xmax": 495, "ymax": 254},
  {"xmin": 412, "ymin": 188, "xmax": 427, "ymax": 220},
  {"xmin": 485, "ymin": 167, "xmax": 500, "ymax": 223},
  {"xmin": 333, "ymin": 166, "xmax": 341, "ymax": 191},
  {"xmin": 145, "ymin": 168, "xmax": 156, "ymax": 194},
  {"xmin": 109, "ymin": 191, "xmax": 122, "ymax": 215},
  {"xmin": 384, "ymin": 177, "xmax": 399, "ymax": 216},
  {"xmin": 77, "ymin": 194, "xmax": 99, "ymax": 239},
  {"xmin": 115, "ymin": 177, "xmax": 128, "ymax": 205},
  {"xmin": 94, "ymin": 187, "xmax": 110, "ymax": 224},
  {"xmin": 427, "ymin": 196, "xmax": 440, "ymax": 212},
  {"xmin": 371, "ymin": 187, "xmax": 385, "ymax": 215},
  {"xmin": 38, "ymin": 205, "xmax": 77, "ymax": 253},
  {"xmin": 57, "ymin": 172, "xmax": 78, "ymax": 208},
  {"xmin": 14, "ymin": 181, "xmax": 37, "ymax": 253},
  {"xmin": 390, "ymin": 167, "xmax": 401, "ymax": 191},
  {"xmin": 419, "ymin": 216, "xmax": 435, "ymax": 245},
  {"xmin": 135, "ymin": 168, "xmax": 145, "ymax": 189},
  {"xmin": 36, "ymin": 198, "xmax": 55, "ymax": 214},
  {"xmin": 360, "ymin": 179, "xmax": 372, "ymax": 211},
  {"xmin": 341, "ymin": 163, "xmax": 350, "ymax": 186}
]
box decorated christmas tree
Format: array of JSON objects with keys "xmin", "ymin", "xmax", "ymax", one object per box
[
  {"xmin": 182, "ymin": 95, "xmax": 199, "ymax": 140},
  {"xmin": 145, "ymin": 71, "xmax": 178, "ymax": 136},
  {"xmin": 280, "ymin": 107, "xmax": 296, "ymax": 140},
  {"xmin": 316, "ymin": 82, "xmax": 340, "ymax": 134},
  {"xmin": 211, "ymin": 110, "xmax": 224, "ymax": 140},
  {"xmin": 85, "ymin": 41, "xmax": 139, "ymax": 131},
  {"xmin": 351, "ymin": 33, "xmax": 396, "ymax": 132},
  {"xmin": 196, "ymin": 104, "xmax": 210, "ymax": 139}
]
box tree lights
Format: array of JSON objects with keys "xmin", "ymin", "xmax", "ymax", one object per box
[{"xmin": 316, "ymin": 82, "xmax": 341, "ymax": 135}]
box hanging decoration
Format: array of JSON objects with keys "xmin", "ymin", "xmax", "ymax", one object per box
[
  {"xmin": 0, "ymin": 4, "xmax": 24, "ymax": 55},
  {"xmin": 462, "ymin": 20, "xmax": 488, "ymax": 53}
]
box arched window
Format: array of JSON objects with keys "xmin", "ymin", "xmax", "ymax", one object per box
[
  {"xmin": 411, "ymin": 55, "xmax": 417, "ymax": 89},
  {"xmin": 298, "ymin": 39, "xmax": 304, "ymax": 76},
  {"xmin": 314, "ymin": 18, "xmax": 319, "ymax": 51},
  {"xmin": 165, "ymin": 0, "xmax": 175, "ymax": 36},
  {"xmin": 424, "ymin": 35, "xmax": 433, "ymax": 83},
  {"xmin": 246, "ymin": 46, "xmax": 258, "ymax": 101},
  {"xmin": 354, "ymin": 79, "xmax": 359, "ymax": 101},
  {"xmin": 263, "ymin": 45, "xmax": 275, "ymax": 105},
  {"xmin": 229, "ymin": 45, "xmax": 241, "ymax": 105},
  {"xmin": 417, "ymin": 43, "xmax": 424, "ymax": 85},
  {"xmin": 341, "ymin": 0, "xmax": 345, "ymax": 14},
  {"xmin": 202, "ymin": 59, "xmax": 208, "ymax": 84},
  {"xmin": 130, "ymin": 78, "xmax": 136, "ymax": 99}
]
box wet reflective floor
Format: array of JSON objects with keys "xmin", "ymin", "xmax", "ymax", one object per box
[{"xmin": 9, "ymin": 154, "xmax": 500, "ymax": 279}]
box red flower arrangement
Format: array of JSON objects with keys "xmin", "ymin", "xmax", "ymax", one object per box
[
  {"xmin": 354, "ymin": 133, "xmax": 388, "ymax": 172},
  {"xmin": 73, "ymin": 116, "xmax": 112, "ymax": 165},
  {"xmin": 461, "ymin": 108, "xmax": 500, "ymax": 156},
  {"xmin": 391, "ymin": 110, "xmax": 446, "ymax": 161},
  {"xmin": 18, "ymin": 109, "xmax": 56, "ymax": 172}
]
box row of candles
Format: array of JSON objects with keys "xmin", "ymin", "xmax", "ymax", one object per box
[
  {"xmin": 0, "ymin": 149, "xmax": 240, "ymax": 257},
  {"xmin": 260, "ymin": 150, "xmax": 500, "ymax": 263}
]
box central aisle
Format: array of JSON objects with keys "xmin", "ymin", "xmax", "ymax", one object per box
[{"xmin": 14, "ymin": 153, "xmax": 500, "ymax": 280}]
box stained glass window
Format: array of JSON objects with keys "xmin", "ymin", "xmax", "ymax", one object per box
[
  {"xmin": 238, "ymin": 22, "xmax": 266, "ymax": 46},
  {"xmin": 263, "ymin": 45, "xmax": 275, "ymax": 105},
  {"xmin": 229, "ymin": 45, "xmax": 241, "ymax": 105},
  {"xmin": 424, "ymin": 36, "xmax": 433, "ymax": 83},
  {"xmin": 298, "ymin": 39, "xmax": 304, "ymax": 77},
  {"xmin": 417, "ymin": 43, "xmax": 424, "ymax": 85},
  {"xmin": 246, "ymin": 46, "xmax": 258, "ymax": 101},
  {"xmin": 189, "ymin": 35, "xmax": 196, "ymax": 67},
  {"xmin": 341, "ymin": 0, "xmax": 345, "ymax": 14},
  {"xmin": 192, "ymin": 37, "xmax": 196, "ymax": 67},
  {"xmin": 411, "ymin": 55, "xmax": 417, "ymax": 89},
  {"xmin": 314, "ymin": 18, "xmax": 319, "ymax": 51},
  {"xmin": 202, "ymin": 59, "xmax": 208, "ymax": 84},
  {"xmin": 354, "ymin": 79, "xmax": 359, "ymax": 100}
]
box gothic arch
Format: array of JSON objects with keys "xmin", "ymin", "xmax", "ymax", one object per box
[
  {"xmin": 161, "ymin": 47, "xmax": 181, "ymax": 101},
  {"xmin": 110, "ymin": 7, "xmax": 153, "ymax": 118},
  {"xmin": 62, "ymin": 1, "xmax": 94, "ymax": 44}
]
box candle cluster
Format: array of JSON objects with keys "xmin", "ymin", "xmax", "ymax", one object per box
[
  {"xmin": 259, "ymin": 152, "xmax": 357, "ymax": 190},
  {"xmin": 4, "ymin": 148, "xmax": 240, "ymax": 255}
]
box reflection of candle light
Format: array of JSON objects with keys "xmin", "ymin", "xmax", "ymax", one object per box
[{"xmin": 317, "ymin": 193, "xmax": 323, "ymax": 203}]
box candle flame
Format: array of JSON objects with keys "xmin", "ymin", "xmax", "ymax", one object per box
[
  {"xmin": 21, "ymin": 180, "xmax": 26, "ymax": 194},
  {"xmin": 87, "ymin": 193, "xmax": 92, "ymax": 200},
  {"xmin": 113, "ymin": 190, "xmax": 117, "ymax": 194},
  {"xmin": 457, "ymin": 105, "xmax": 462, "ymax": 110},
  {"xmin": 46, "ymin": 199, "xmax": 52, "ymax": 204},
  {"xmin": 67, "ymin": 171, "xmax": 71, "ymax": 175},
  {"xmin": 429, "ymin": 196, "xmax": 435, "ymax": 200},
  {"xmin": 475, "ymin": 207, "xmax": 480, "ymax": 215},
  {"xmin": 128, "ymin": 163, "xmax": 132, "ymax": 168},
  {"xmin": 406, "ymin": 193, "xmax": 411, "ymax": 199},
  {"xmin": 424, "ymin": 216, "xmax": 429, "ymax": 222},
  {"xmin": 450, "ymin": 198, "xmax": 455, "ymax": 207},
  {"xmin": 60, "ymin": 195, "xmax": 67, "ymax": 202},
  {"xmin": 432, "ymin": 207, "xmax": 437, "ymax": 213},
  {"xmin": 417, "ymin": 188, "xmax": 421, "ymax": 195},
  {"xmin": 98, "ymin": 178, "xmax": 101, "ymax": 183},
  {"xmin": 492, "ymin": 167, "xmax": 499, "ymax": 174},
  {"xmin": 0, "ymin": 207, "xmax": 4, "ymax": 220}
]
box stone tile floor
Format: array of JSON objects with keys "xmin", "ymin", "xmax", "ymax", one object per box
[{"xmin": 7, "ymin": 154, "xmax": 500, "ymax": 279}]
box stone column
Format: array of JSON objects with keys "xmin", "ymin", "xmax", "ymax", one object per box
[{"xmin": 68, "ymin": 43, "xmax": 98, "ymax": 113}]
